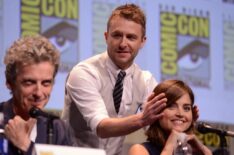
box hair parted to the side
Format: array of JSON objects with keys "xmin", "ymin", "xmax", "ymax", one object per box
[
  {"xmin": 107, "ymin": 3, "xmax": 146, "ymax": 38},
  {"xmin": 4, "ymin": 35, "xmax": 60, "ymax": 86},
  {"xmin": 145, "ymin": 79, "xmax": 195, "ymax": 149}
]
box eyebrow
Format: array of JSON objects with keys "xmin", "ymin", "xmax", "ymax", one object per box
[
  {"xmin": 173, "ymin": 102, "xmax": 192, "ymax": 106},
  {"xmin": 183, "ymin": 103, "xmax": 192, "ymax": 106}
]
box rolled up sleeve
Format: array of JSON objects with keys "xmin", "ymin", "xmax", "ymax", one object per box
[{"xmin": 66, "ymin": 65, "xmax": 109, "ymax": 134}]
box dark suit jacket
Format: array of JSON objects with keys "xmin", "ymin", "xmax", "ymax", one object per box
[{"xmin": 0, "ymin": 99, "xmax": 74, "ymax": 155}]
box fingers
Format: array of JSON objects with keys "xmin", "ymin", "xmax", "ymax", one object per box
[
  {"xmin": 147, "ymin": 92, "xmax": 165, "ymax": 102},
  {"xmin": 4, "ymin": 116, "xmax": 35, "ymax": 151},
  {"xmin": 146, "ymin": 93, "xmax": 167, "ymax": 113},
  {"xmin": 146, "ymin": 92, "xmax": 156, "ymax": 101},
  {"xmin": 193, "ymin": 105, "xmax": 199, "ymax": 121},
  {"xmin": 170, "ymin": 131, "xmax": 189, "ymax": 148},
  {"xmin": 5, "ymin": 116, "xmax": 23, "ymax": 134},
  {"xmin": 4, "ymin": 117, "xmax": 20, "ymax": 140},
  {"xmin": 162, "ymin": 130, "xmax": 180, "ymax": 154},
  {"xmin": 150, "ymin": 98, "xmax": 167, "ymax": 113},
  {"xmin": 5, "ymin": 116, "xmax": 36, "ymax": 138},
  {"xmin": 141, "ymin": 93, "xmax": 167, "ymax": 126},
  {"xmin": 27, "ymin": 118, "xmax": 37, "ymax": 134},
  {"xmin": 186, "ymin": 134, "xmax": 212, "ymax": 154},
  {"xmin": 4, "ymin": 123, "xmax": 12, "ymax": 140}
]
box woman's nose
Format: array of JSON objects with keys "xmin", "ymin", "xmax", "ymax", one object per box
[{"xmin": 175, "ymin": 107, "xmax": 184, "ymax": 117}]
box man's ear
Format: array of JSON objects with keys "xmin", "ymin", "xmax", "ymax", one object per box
[
  {"xmin": 104, "ymin": 32, "xmax": 108, "ymax": 41},
  {"xmin": 140, "ymin": 36, "xmax": 147, "ymax": 49}
]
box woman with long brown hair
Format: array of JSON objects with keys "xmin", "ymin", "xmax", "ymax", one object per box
[{"xmin": 128, "ymin": 80, "xmax": 212, "ymax": 155}]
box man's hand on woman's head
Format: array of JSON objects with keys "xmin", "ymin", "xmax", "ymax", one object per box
[{"xmin": 140, "ymin": 92, "xmax": 167, "ymax": 127}]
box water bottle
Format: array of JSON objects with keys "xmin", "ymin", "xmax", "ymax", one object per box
[
  {"xmin": 0, "ymin": 112, "xmax": 8, "ymax": 155},
  {"xmin": 173, "ymin": 133, "xmax": 192, "ymax": 155}
]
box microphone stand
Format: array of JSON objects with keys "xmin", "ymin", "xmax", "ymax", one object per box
[
  {"xmin": 47, "ymin": 117, "xmax": 54, "ymax": 144},
  {"xmin": 217, "ymin": 132, "xmax": 229, "ymax": 155},
  {"xmin": 29, "ymin": 107, "xmax": 59, "ymax": 144},
  {"xmin": 197, "ymin": 122, "xmax": 234, "ymax": 155}
]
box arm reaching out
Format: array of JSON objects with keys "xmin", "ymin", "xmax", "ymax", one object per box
[
  {"xmin": 97, "ymin": 93, "xmax": 167, "ymax": 138},
  {"xmin": 187, "ymin": 134, "xmax": 212, "ymax": 155},
  {"xmin": 161, "ymin": 130, "xmax": 212, "ymax": 155}
]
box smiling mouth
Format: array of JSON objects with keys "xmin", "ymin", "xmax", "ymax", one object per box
[
  {"xmin": 172, "ymin": 120, "xmax": 185, "ymax": 125},
  {"xmin": 29, "ymin": 98, "xmax": 46, "ymax": 104},
  {"xmin": 117, "ymin": 50, "xmax": 129, "ymax": 53}
]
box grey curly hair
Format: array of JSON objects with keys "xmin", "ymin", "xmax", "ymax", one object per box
[{"xmin": 4, "ymin": 35, "xmax": 60, "ymax": 85}]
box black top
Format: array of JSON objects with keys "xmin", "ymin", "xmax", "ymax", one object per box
[{"xmin": 141, "ymin": 141, "xmax": 162, "ymax": 155}]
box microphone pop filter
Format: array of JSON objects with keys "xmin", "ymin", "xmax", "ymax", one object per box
[
  {"xmin": 29, "ymin": 107, "xmax": 40, "ymax": 118},
  {"xmin": 29, "ymin": 107, "xmax": 59, "ymax": 119}
]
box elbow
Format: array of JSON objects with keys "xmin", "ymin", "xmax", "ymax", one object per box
[
  {"xmin": 98, "ymin": 133, "xmax": 109, "ymax": 138},
  {"xmin": 96, "ymin": 120, "xmax": 112, "ymax": 138},
  {"xmin": 96, "ymin": 126, "xmax": 110, "ymax": 138}
]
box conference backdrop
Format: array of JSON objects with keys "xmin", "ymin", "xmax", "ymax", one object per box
[{"xmin": 0, "ymin": 0, "xmax": 234, "ymax": 125}]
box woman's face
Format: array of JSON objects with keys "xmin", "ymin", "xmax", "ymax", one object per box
[{"xmin": 159, "ymin": 93, "xmax": 193, "ymax": 133}]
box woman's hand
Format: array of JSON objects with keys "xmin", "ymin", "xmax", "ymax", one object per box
[{"xmin": 187, "ymin": 134, "xmax": 212, "ymax": 155}]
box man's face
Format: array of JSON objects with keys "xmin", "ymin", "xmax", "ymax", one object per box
[
  {"xmin": 105, "ymin": 16, "xmax": 146, "ymax": 70},
  {"xmin": 9, "ymin": 62, "xmax": 55, "ymax": 118}
]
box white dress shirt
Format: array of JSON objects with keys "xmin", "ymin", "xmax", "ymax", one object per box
[{"xmin": 61, "ymin": 52, "xmax": 157, "ymax": 155}]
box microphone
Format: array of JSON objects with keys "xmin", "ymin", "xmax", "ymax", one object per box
[
  {"xmin": 196, "ymin": 122, "xmax": 234, "ymax": 137},
  {"xmin": 29, "ymin": 107, "xmax": 59, "ymax": 119},
  {"xmin": 29, "ymin": 107, "xmax": 59, "ymax": 144}
]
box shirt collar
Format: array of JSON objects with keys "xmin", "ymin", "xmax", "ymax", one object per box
[{"xmin": 105, "ymin": 52, "xmax": 135, "ymax": 78}]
